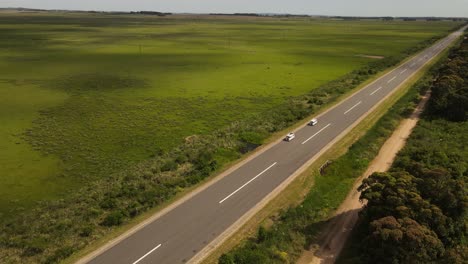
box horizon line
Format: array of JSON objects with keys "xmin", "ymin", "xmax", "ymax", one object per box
[{"xmin": 1, "ymin": 7, "xmax": 467, "ymax": 19}]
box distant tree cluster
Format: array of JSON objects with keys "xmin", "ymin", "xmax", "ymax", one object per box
[
  {"xmin": 354, "ymin": 34, "xmax": 468, "ymax": 264},
  {"xmin": 129, "ymin": 11, "xmax": 172, "ymax": 16},
  {"xmin": 209, "ymin": 13, "xmax": 260, "ymax": 17}
]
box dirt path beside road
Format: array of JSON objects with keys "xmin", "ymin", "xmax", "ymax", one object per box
[{"xmin": 297, "ymin": 91, "xmax": 431, "ymax": 264}]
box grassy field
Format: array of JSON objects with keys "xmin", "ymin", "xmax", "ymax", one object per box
[{"xmin": 0, "ymin": 13, "xmax": 459, "ymax": 219}]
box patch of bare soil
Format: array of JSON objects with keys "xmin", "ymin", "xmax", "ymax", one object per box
[{"xmin": 297, "ymin": 91, "xmax": 431, "ymax": 264}]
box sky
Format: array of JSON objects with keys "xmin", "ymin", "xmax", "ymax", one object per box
[{"xmin": 1, "ymin": 0, "xmax": 467, "ymax": 17}]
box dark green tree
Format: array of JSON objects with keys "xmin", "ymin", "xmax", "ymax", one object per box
[{"xmin": 363, "ymin": 216, "xmax": 444, "ymax": 264}]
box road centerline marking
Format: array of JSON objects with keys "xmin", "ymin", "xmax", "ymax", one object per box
[
  {"xmin": 410, "ymin": 62, "xmax": 416, "ymax": 67},
  {"xmin": 132, "ymin": 244, "xmax": 162, "ymax": 264},
  {"xmin": 301, "ymin": 123, "xmax": 331, "ymax": 145},
  {"xmin": 400, "ymin": 69, "xmax": 407, "ymax": 74},
  {"xmin": 219, "ymin": 162, "xmax": 277, "ymax": 204},
  {"xmin": 344, "ymin": 101, "xmax": 362, "ymax": 115},
  {"xmin": 387, "ymin": 76, "xmax": 396, "ymax": 83},
  {"xmin": 369, "ymin": 86, "xmax": 383, "ymax": 96}
]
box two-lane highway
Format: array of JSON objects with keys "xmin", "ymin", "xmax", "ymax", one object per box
[{"xmin": 84, "ymin": 26, "xmax": 466, "ymax": 264}]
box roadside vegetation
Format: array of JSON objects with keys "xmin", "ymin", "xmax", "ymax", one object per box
[
  {"xmin": 338, "ymin": 33, "xmax": 467, "ymax": 264},
  {"xmin": 0, "ymin": 13, "xmax": 462, "ymax": 263},
  {"xmin": 217, "ymin": 31, "xmax": 464, "ymax": 264}
]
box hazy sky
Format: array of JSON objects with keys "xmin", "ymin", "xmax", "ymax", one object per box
[{"xmin": 1, "ymin": 0, "xmax": 468, "ymax": 17}]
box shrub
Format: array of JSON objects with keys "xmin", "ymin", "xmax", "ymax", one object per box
[
  {"xmin": 219, "ymin": 253, "xmax": 235, "ymax": 264},
  {"xmin": 101, "ymin": 211, "xmax": 125, "ymax": 227},
  {"xmin": 45, "ymin": 246, "xmax": 75, "ymax": 264},
  {"xmin": 79, "ymin": 225, "xmax": 94, "ymax": 237},
  {"xmin": 161, "ymin": 160, "xmax": 178, "ymax": 172}
]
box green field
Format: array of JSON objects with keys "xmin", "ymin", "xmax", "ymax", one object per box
[{"xmin": 0, "ymin": 13, "xmax": 458, "ymax": 219}]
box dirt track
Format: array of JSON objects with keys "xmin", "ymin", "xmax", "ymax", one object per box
[{"xmin": 297, "ymin": 91, "xmax": 431, "ymax": 264}]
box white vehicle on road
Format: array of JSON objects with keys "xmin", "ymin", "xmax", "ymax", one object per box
[
  {"xmin": 284, "ymin": 132, "xmax": 295, "ymax": 142},
  {"xmin": 308, "ymin": 118, "xmax": 318, "ymax": 126}
]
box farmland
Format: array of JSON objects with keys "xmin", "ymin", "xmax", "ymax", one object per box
[{"xmin": 0, "ymin": 12, "xmax": 459, "ymax": 222}]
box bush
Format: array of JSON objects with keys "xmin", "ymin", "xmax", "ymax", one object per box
[
  {"xmin": 45, "ymin": 246, "xmax": 74, "ymax": 264},
  {"xmin": 101, "ymin": 211, "xmax": 125, "ymax": 227},
  {"xmin": 219, "ymin": 253, "xmax": 235, "ymax": 264},
  {"xmin": 161, "ymin": 160, "xmax": 178, "ymax": 172},
  {"xmin": 238, "ymin": 131, "xmax": 265, "ymax": 145},
  {"xmin": 79, "ymin": 225, "xmax": 94, "ymax": 237}
]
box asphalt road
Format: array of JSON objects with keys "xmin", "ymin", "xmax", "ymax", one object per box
[{"xmin": 86, "ymin": 27, "xmax": 466, "ymax": 264}]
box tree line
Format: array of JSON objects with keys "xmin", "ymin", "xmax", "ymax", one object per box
[{"xmin": 344, "ymin": 32, "xmax": 468, "ymax": 264}]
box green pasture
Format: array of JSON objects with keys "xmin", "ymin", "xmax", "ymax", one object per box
[{"xmin": 0, "ymin": 13, "xmax": 458, "ymax": 219}]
